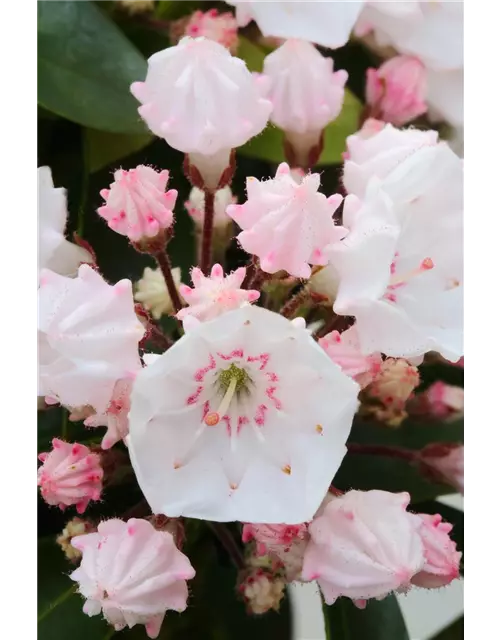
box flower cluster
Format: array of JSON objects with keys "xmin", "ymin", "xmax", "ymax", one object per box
[{"xmin": 38, "ymin": 4, "xmax": 463, "ymax": 637}]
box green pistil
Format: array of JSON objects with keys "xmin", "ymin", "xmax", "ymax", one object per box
[{"xmin": 218, "ymin": 364, "xmax": 250, "ymax": 394}]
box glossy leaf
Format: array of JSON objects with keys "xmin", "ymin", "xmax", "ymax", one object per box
[
  {"xmin": 38, "ymin": 1, "xmax": 147, "ymax": 134},
  {"xmin": 324, "ymin": 595, "xmax": 409, "ymax": 640},
  {"xmin": 86, "ymin": 128, "xmax": 153, "ymax": 173}
]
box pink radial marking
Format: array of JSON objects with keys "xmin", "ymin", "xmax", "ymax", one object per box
[
  {"xmin": 266, "ymin": 386, "xmax": 283, "ymax": 410},
  {"xmin": 266, "ymin": 371, "xmax": 279, "ymax": 382},
  {"xmin": 217, "ymin": 349, "xmax": 244, "ymax": 361},
  {"xmin": 238, "ymin": 416, "xmax": 249, "ymax": 433},
  {"xmin": 202, "ymin": 401, "xmax": 210, "ymax": 419},
  {"xmin": 194, "ymin": 354, "xmax": 216, "ymax": 382},
  {"xmin": 186, "ymin": 386, "xmax": 203, "ymax": 405},
  {"xmin": 254, "ymin": 404, "xmax": 268, "ymax": 426},
  {"xmin": 247, "ymin": 353, "xmax": 270, "ymax": 370},
  {"xmin": 222, "ymin": 415, "xmax": 231, "ymax": 436}
]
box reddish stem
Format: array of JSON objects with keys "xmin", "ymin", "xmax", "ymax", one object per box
[
  {"xmin": 280, "ymin": 286, "xmax": 310, "ymax": 318},
  {"xmin": 153, "ymin": 250, "xmax": 183, "ymax": 314},
  {"xmin": 200, "ymin": 190, "xmax": 215, "ymax": 275},
  {"xmin": 347, "ymin": 443, "xmax": 418, "ymax": 462}
]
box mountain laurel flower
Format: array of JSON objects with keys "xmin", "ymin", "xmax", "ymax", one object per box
[
  {"xmin": 242, "ymin": 523, "xmax": 309, "ymax": 580},
  {"xmin": 302, "ymin": 490, "xmax": 425, "ymax": 604},
  {"xmin": 239, "ymin": 568, "xmax": 286, "ymax": 615},
  {"xmin": 226, "ymin": 1, "xmax": 364, "ymax": 50},
  {"xmin": 409, "ymin": 381, "xmax": 464, "ymax": 420},
  {"xmin": 171, "ymin": 9, "xmax": 239, "ymax": 53},
  {"xmin": 131, "ymin": 37, "xmax": 272, "ymax": 189},
  {"xmin": 135, "ymin": 266, "xmax": 183, "ymax": 320},
  {"xmin": 127, "ymin": 305, "xmax": 359, "ymax": 523},
  {"xmin": 411, "ymin": 514, "xmax": 462, "ymax": 589},
  {"xmin": 319, "ymin": 325, "xmax": 382, "ymax": 389},
  {"xmin": 38, "ymin": 167, "xmax": 91, "ymax": 279},
  {"xmin": 263, "ymin": 40, "xmax": 348, "ymax": 165},
  {"xmin": 330, "ymin": 142, "xmax": 463, "ymax": 361},
  {"xmin": 227, "ymin": 163, "xmax": 347, "ymax": 279},
  {"xmin": 38, "ymin": 265, "xmax": 145, "ymax": 413},
  {"xmin": 38, "ymin": 439, "xmax": 103, "ymax": 513},
  {"xmin": 70, "ymin": 518, "xmax": 195, "ymax": 638},
  {"xmin": 98, "ymin": 166, "xmax": 177, "ymax": 243},
  {"xmin": 420, "ymin": 444, "xmax": 464, "ymax": 495},
  {"xmin": 177, "ymin": 264, "xmax": 259, "ymax": 323},
  {"xmin": 366, "ymin": 56, "xmax": 427, "ymax": 126},
  {"xmin": 84, "ymin": 379, "xmax": 134, "ymax": 450},
  {"xmin": 343, "ymin": 123, "xmax": 438, "ymax": 198}
]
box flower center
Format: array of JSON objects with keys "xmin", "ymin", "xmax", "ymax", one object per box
[{"xmin": 204, "ymin": 364, "xmax": 251, "ymax": 426}]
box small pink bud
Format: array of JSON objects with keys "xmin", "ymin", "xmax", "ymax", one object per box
[
  {"xmin": 366, "ymin": 56, "xmax": 428, "ymax": 127},
  {"xmin": 38, "ymin": 441, "xmax": 103, "ymax": 513}
]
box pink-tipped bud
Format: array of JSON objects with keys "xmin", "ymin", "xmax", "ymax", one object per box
[
  {"xmin": 97, "ymin": 166, "xmax": 177, "ymax": 242},
  {"xmin": 366, "ymin": 56, "xmax": 428, "ymax": 127},
  {"xmin": 411, "ymin": 513, "xmax": 462, "ymax": 589},
  {"xmin": 38, "ymin": 440, "xmax": 103, "ymax": 513}
]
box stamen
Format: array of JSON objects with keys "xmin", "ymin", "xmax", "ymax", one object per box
[
  {"xmin": 389, "ymin": 257, "xmax": 434, "ymax": 287},
  {"xmin": 204, "ymin": 375, "xmax": 238, "ymax": 426}
]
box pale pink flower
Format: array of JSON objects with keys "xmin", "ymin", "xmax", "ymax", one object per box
[
  {"xmin": 263, "ymin": 40, "xmax": 347, "ymax": 163},
  {"xmin": 38, "ymin": 439, "xmax": 103, "ymax": 513},
  {"xmin": 70, "ymin": 518, "xmax": 195, "ymax": 638},
  {"xmin": 97, "ymin": 166, "xmax": 177, "ymax": 242},
  {"xmin": 177, "ymin": 264, "xmax": 259, "ymax": 323},
  {"xmin": 131, "ymin": 37, "xmax": 272, "ymax": 189},
  {"xmin": 302, "ymin": 490, "xmax": 425, "ymax": 603},
  {"xmin": 330, "ymin": 142, "xmax": 463, "ymax": 361},
  {"xmin": 239, "ymin": 568, "xmax": 286, "ymax": 615},
  {"xmin": 343, "ymin": 123, "xmax": 438, "ymax": 197},
  {"xmin": 38, "ymin": 167, "xmax": 91, "ymax": 279},
  {"xmin": 226, "ymin": 1, "xmax": 364, "ymax": 49},
  {"xmin": 227, "ymin": 163, "xmax": 346, "ymax": 279},
  {"xmin": 185, "ymin": 186, "xmax": 235, "ymax": 230},
  {"xmin": 421, "ymin": 444, "xmax": 464, "ymax": 494},
  {"xmin": 412, "ymin": 513, "xmax": 461, "ymax": 589},
  {"xmin": 366, "ymin": 56, "xmax": 427, "ymax": 126},
  {"xmin": 38, "ymin": 265, "xmax": 144, "ymax": 413},
  {"xmin": 84, "ymin": 379, "xmax": 133, "ymax": 450},
  {"xmin": 409, "ymin": 381, "xmax": 464, "ymax": 420},
  {"xmin": 183, "ymin": 9, "xmax": 238, "ymax": 52},
  {"xmin": 135, "ymin": 266, "xmax": 183, "ymax": 320},
  {"xmin": 127, "ymin": 305, "xmax": 359, "ymax": 523},
  {"xmin": 319, "ymin": 325, "xmax": 382, "ymax": 389}
]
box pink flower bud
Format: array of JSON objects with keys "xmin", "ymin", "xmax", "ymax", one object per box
[
  {"xmin": 70, "ymin": 518, "xmax": 195, "ymax": 638},
  {"xmin": 38, "ymin": 439, "xmax": 103, "ymax": 513},
  {"xmin": 366, "ymin": 56, "xmax": 428, "ymax": 126},
  {"xmin": 172, "ymin": 9, "xmax": 239, "ymax": 53},
  {"xmin": 420, "ymin": 444, "xmax": 464, "ymax": 494},
  {"xmin": 302, "ymin": 490, "xmax": 425, "ymax": 603},
  {"xmin": 176, "ymin": 264, "xmax": 260, "ymax": 323},
  {"xmin": 97, "ymin": 166, "xmax": 177, "ymax": 242},
  {"xmin": 409, "ymin": 381, "xmax": 464, "ymax": 420},
  {"xmin": 411, "ymin": 514, "xmax": 462, "ymax": 589},
  {"xmin": 227, "ymin": 163, "xmax": 346, "ymax": 278}
]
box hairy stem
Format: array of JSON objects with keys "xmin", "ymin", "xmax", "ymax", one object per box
[
  {"xmin": 280, "ymin": 286, "xmax": 310, "ymax": 318},
  {"xmin": 200, "ymin": 190, "xmax": 215, "ymax": 274},
  {"xmin": 153, "ymin": 250, "xmax": 183, "ymax": 314},
  {"xmin": 347, "ymin": 443, "xmax": 418, "ymax": 462}
]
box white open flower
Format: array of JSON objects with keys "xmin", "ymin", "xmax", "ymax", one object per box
[
  {"xmin": 127, "ymin": 305, "xmax": 359, "ymax": 523},
  {"xmin": 329, "ymin": 142, "xmax": 463, "ymax": 361},
  {"xmin": 227, "ymin": 1, "xmax": 364, "ymax": 50},
  {"xmin": 38, "ymin": 167, "xmax": 91, "ymax": 279}
]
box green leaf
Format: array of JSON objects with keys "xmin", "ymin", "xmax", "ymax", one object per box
[
  {"xmin": 430, "ymin": 616, "xmax": 464, "ymax": 640},
  {"xmin": 38, "ymin": 537, "xmax": 110, "ymax": 639},
  {"xmin": 86, "ymin": 128, "xmax": 153, "ymax": 173},
  {"xmin": 324, "ymin": 595, "xmax": 409, "ymax": 640},
  {"xmin": 235, "ymin": 37, "xmax": 362, "ymax": 166},
  {"xmin": 334, "ymin": 418, "xmax": 464, "ymax": 502},
  {"xmin": 38, "ymin": 1, "xmax": 147, "ymax": 134}
]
